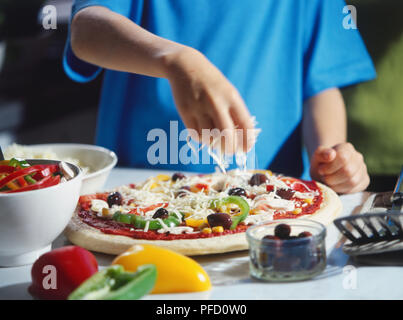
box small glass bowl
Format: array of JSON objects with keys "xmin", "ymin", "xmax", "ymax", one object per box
[{"xmin": 246, "ymin": 219, "xmax": 327, "ymax": 282}]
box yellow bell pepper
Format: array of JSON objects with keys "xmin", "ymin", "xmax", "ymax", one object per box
[
  {"xmin": 185, "ymin": 218, "xmax": 207, "ymax": 228},
  {"xmin": 252, "ymin": 169, "xmax": 273, "ymax": 176},
  {"xmin": 112, "ymin": 244, "xmax": 211, "ymax": 294},
  {"xmin": 149, "ymin": 174, "xmax": 171, "ymax": 190}
]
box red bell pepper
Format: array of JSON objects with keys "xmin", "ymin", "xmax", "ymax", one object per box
[
  {"xmin": 5, "ymin": 175, "xmax": 61, "ymax": 193},
  {"xmin": 0, "ymin": 166, "xmax": 40, "ymax": 189},
  {"xmin": 28, "ymin": 246, "xmax": 98, "ymax": 300},
  {"xmin": 79, "ymin": 193, "xmax": 109, "ymax": 211},
  {"xmin": 129, "ymin": 202, "xmax": 168, "ymax": 215},
  {"xmin": 0, "ymin": 165, "xmax": 15, "ymax": 174}
]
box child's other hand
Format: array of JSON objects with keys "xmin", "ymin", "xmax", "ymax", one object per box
[
  {"xmin": 164, "ymin": 47, "xmax": 255, "ymax": 154},
  {"xmin": 310, "ymin": 143, "xmax": 370, "ymax": 194}
]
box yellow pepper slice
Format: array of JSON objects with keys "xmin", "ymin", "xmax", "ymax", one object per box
[{"xmin": 185, "ymin": 218, "xmax": 207, "ymax": 228}]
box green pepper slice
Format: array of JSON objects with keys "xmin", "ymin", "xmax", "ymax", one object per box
[
  {"xmin": 8, "ymin": 158, "xmax": 37, "ymax": 184},
  {"xmin": 68, "ymin": 264, "xmax": 157, "ymax": 300},
  {"xmin": 112, "ymin": 211, "xmax": 181, "ymax": 230},
  {"xmin": 210, "ymin": 196, "xmax": 250, "ymax": 230},
  {"xmin": 8, "ymin": 158, "xmax": 30, "ymax": 168}
]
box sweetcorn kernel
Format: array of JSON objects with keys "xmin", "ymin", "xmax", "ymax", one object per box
[
  {"xmin": 293, "ymin": 208, "xmax": 302, "ymax": 215},
  {"xmin": 202, "ymin": 228, "xmax": 212, "ymax": 234},
  {"xmin": 101, "ymin": 207, "xmax": 110, "ymax": 217},
  {"xmin": 212, "ymin": 226, "xmax": 224, "ymax": 233},
  {"xmin": 304, "ymin": 198, "xmax": 313, "ymax": 205}
]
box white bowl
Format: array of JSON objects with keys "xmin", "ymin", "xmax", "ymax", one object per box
[
  {"xmin": 27, "ymin": 144, "xmax": 118, "ymax": 195},
  {"xmin": 0, "ymin": 160, "xmax": 83, "ymax": 267}
]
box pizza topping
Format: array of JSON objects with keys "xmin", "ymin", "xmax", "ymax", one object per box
[
  {"xmin": 91, "ymin": 199, "xmax": 109, "ymax": 215},
  {"xmin": 276, "ymin": 188, "xmax": 295, "ymax": 200},
  {"xmin": 185, "ymin": 218, "xmax": 207, "ymax": 228},
  {"xmin": 171, "ymin": 172, "xmax": 186, "ymax": 181},
  {"xmin": 228, "ymin": 187, "xmax": 247, "ymax": 197},
  {"xmin": 210, "ymin": 196, "xmax": 250, "ymax": 230},
  {"xmin": 157, "ymin": 226, "xmax": 195, "ymax": 235},
  {"xmin": 112, "ymin": 211, "xmax": 181, "ymax": 231},
  {"xmin": 249, "ymin": 173, "xmax": 269, "ymax": 186},
  {"xmin": 254, "ymin": 195, "xmax": 295, "ymax": 212},
  {"xmin": 78, "ymin": 170, "xmax": 324, "ymax": 238},
  {"xmin": 176, "ymin": 185, "xmax": 191, "ymax": 198},
  {"xmin": 107, "ymin": 192, "xmax": 123, "ymax": 207},
  {"xmin": 207, "ymin": 213, "xmax": 232, "ymax": 230},
  {"xmin": 212, "ymin": 226, "xmax": 224, "ymax": 233},
  {"xmin": 152, "ymin": 208, "xmax": 169, "ymax": 219}
]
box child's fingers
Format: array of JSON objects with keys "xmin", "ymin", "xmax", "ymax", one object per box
[
  {"xmin": 198, "ymin": 113, "xmax": 215, "ymax": 144},
  {"xmin": 317, "ymin": 143, "xmax": 353, "ymax": 175},
  {"xmin": 329, "ymin": 165, "xmax": 370, "ymax": 194},
  {"xmin": 212, "ymin": 108, "xmax": 236, "ymax": 154},
  {"xmin": 229, "ymin": 103, "xmax": 255, "ymax": 152},
  {"xmin": 321, "ymin": 154, "xmax": 362, "ymax": 186}
]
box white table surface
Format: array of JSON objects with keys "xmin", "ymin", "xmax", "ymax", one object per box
[{"xmin": 0, "ymin": 168, "xmax": 402, "ymax": 300}]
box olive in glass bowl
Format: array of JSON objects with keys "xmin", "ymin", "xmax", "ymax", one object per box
[{"xmin": 246, "ymin": 219, "xmax": 326, "ymax": 282}]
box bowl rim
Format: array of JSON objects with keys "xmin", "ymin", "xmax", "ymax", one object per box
[
  {"xmin": 0, "ymin": 159, "xmax": 83, "ymax": 198},
  {"xmin": 10, "ymin": 143, "xmax": 118, "ymax": 180},
  {"xmin": 246, "ymin": 218, "xmax": 326, "ymax": 245}
]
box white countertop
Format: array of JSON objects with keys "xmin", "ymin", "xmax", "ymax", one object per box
[{"xmin": 0, "ymin": 168, "xmax": 402, "ymax": 300}]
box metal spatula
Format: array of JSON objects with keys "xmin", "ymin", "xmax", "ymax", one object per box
[{"xmin": 333, "ymin": 166, "xmax": 403, "ymax": 256}]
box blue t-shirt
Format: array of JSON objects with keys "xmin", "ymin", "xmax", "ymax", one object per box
[{"xmin": 64, "ymin": 0, "xmax": 375, "ymax": 178}]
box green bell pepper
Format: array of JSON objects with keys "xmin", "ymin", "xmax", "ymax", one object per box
[
  {"xmin": 8, "ymin": 158, "xmax": 36, "ymax": 184},
  {"xmin": 112, "ymin": 211, "xmax": 181, "ymax": 230},
  {"xmin": 68, "ymin": 264, "xmax": 157, "ymax": 300},
  {"xmin": 210, "ymin": 196, "xmax": 250, "ymax": 230}
]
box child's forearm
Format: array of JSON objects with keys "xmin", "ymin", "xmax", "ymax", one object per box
[
  {"xmin": 303, "ymin": 88, "xmax": 369, "ymax": 193},
  {"xmin": 302, "ymin": 88, "xmax": 347, "ymax": 159},
  {"xmin": 70, "ymin": 5, "xmax": 255, "ymax": 153},
  {"xmin": 70, "ymin": 6, "xmax": 187, "ymax": 78}
]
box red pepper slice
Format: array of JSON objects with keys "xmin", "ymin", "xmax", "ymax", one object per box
[
  {"xmin": 79, "ymin": 193, "xmax": 109, "ymax": 211},
  {"xmin": 5, "ymin": 175, "xmax": 61, "ymax": 193},
  {"xmin": 0, "ymin": 164, "xmax": 59, "ymax": 190},
  {"xmin": 17, "ymin": 177, "xmax": 28, "ymax": 188},
  {"xmin": 0, "ymin": 165, "xmax": 15, "ymax": 174},
  {"xmin": 0, "ymin": 166, "xmax": 42, "ymax": 189},
  {"xmin": 266, "ymin": 185, "xmax": 274, "ymax": 192},
  {"xmin": 129, "ymin": 202, "xmax": 168, "ymax": 215}
]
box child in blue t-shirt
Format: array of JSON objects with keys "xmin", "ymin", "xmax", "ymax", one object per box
[{"xmin": 64, "ymin": 0, "xmax": 376, "ymax": 194}]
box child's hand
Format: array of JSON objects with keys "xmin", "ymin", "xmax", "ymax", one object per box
[
  {"xmin": 164, "ymin": 47, "xmax": 255, "ymax": 154},
  {"xmin": 310, "ymin": 143, "xmax": 370, "ymax": 194}
]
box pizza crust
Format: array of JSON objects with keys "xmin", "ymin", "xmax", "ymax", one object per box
[{"xmin": 64, "ymin": 182, "xmax": 342, "ymax": 256}]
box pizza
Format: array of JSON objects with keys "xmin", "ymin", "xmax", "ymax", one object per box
[{"xmin": 65, "ymin": 170, "xmax": 342, "ymax": 256}]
